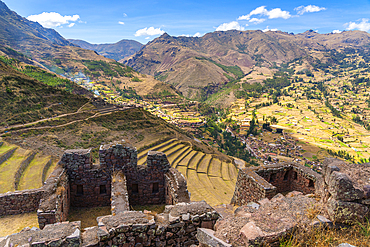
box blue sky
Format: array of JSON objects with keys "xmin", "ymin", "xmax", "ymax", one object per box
[{"xmin": 2, "ymin": 0, "xmax": 370, "ymax": 44}]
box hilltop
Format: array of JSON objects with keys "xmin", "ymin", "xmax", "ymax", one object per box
[
  {"xmin": 68, "ymin": 39, "xmax": 143, "ymax": 61},
  {"xmin": 124, "ymin": 30, "xmax": 370, "ymax": 100}
]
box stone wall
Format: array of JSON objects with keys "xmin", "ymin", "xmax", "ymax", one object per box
[
  {"xmin": 14, "ymin": 152, "xmax": 36, "ymax": 190},
  {"xmin": 255, "ymin": 163, "xmax": 317, "ymax": 195},
  {"xmin": 165, "ymin": 167, "xmax": 191, "ymax": 205},
  {"xmin": 1, "ymin": 202, "xmax": 220, "ymax": 247},
  {"xmin": 0, "ymin": 188, "xmax": 43, "ymax": 216},
  {"xmin": 85, "ymin": 201, "xmax": 220, "ymax": 247},
  {"xmin": 37, "ymin": 166, "xmax": 70, "ymax": 229},
  {"xmin": 111, "ymin": 171, "xmax": 130, "ymax": 215},
  {"xmin": 60, "ymin": 149, "xmax": 111, "ymax": 208},
  {"xmin": 231, "ymin": 162, "xmax": 321, "ymax": 206},
  {"xmin": 231, "ymin": 168, "xmax": 275, "ymax": 206},
  {"xmin": 0, "ymin": 147, "xmax": 17, "ymax": 165},
  {"xmin": 319, "ymin": 158, "xmax": 370, "ymax": 224}
]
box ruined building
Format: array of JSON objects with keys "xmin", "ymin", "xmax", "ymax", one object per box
[{"xmin": 0, "ymin": 141, "xmax": 220, "ymax": 247}]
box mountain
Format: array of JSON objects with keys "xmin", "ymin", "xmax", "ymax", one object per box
[
  {"xmin": 0, "ymin": 0, "xmax": 178, "ymax": 100},
  {"xmin": 68, "ymin": 39, "xmax": 143, "ymax": 61},
  {"xmin": 124, "ymin": 30, "xmax": 370, "ymax": 99}
]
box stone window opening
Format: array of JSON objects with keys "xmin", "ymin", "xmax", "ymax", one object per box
[
  {"xmin": 283, "ymin": 171, "xmax": 289, "ymax": 181},
  {"xmin": 100, "ymin": 185, "xmax": 107, "ymax": 194},
  {"xmin": 77, "ymin": 185, "xmax": 83, "ymax": 195},
  {"xmin": 132, "ymin": 184, "xmax": 139, "ymax": 194},
  {"xmin": 152, "ymin": 182, "xmax": 159, "ymax": 193},
  {"xmin": 308, "ymin": 179, "xmax": 314, "ymax": 188},
  {"xmin": 269, "ymin": 173, "xmax": 276, "ymax": 182},
  {"xmin": 292, "ymin": 171, "xmax": 297, "ymax": 180}
]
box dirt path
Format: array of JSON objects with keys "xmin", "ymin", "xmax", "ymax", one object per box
[{"xmin": 1, "ymin": 107, "xmax": 136, "ymax": 135}]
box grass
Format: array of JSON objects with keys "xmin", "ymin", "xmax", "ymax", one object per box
[
  {"xmin": 280, "ymin": 219, "xmax": 370, "ymax": 247},
  {"xmin": 18, "ymin": 154, "xmax": 51, "ymax": 191},
  {"xmin": 0, "ymin": 212, "xmax": 39, "ymax": 237},
  {"xmin": 0, "ymin": 142, "xmax": 17, "ymax": 155},
  {"xmin": 0, "ymin": 147, "xmax": 31, "ymax": 193},
  {"xmin": 68, "ymin": 206, "xmax": 111, "ymax": 230}
]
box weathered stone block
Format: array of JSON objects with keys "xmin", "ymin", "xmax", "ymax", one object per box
[
  {"xmin": 328, "ymin": 172, "xmax": 364, "ymax": 201},
  {"xmin": 197, "ymin": 228, "xmax": 231, "ymax": 247},
  {"xmin": 327, "ymin": 197, "xmax": 369, "ymax": 224}
]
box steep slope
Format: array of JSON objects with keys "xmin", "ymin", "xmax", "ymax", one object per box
[
  {"xmin": 0, "ymin": 1, "xmax": 178, "ymax": 99},
  {"xmin": 124, "ymin": 30, "xmax": 370, "ymax": 99},
  {"xmin": 0, "ymin": 1, "xmax": 72, "ymax": 49},
  {"xmin": 0, "ymin": 60, "xmax": 89, "ymax": 126},
  {"xmin": 69, "ymin": 39, "xmax": 143, "ymax": 61}
]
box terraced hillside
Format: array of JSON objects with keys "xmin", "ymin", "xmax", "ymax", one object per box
[
  {"xmin": 0, "ymin": 141, "xmax": 57, "ymax": 193},
  {"xmin": 137, "ymin": 139, "xmax": 238, "ymax": 206}
]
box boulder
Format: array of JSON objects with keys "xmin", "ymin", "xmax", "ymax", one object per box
[
  {"xmin": 327, "ymin": 197, "xmax": 369, "ymax": 224},
  {"xmin": 327, "ymin": 172, "xmax": 364, "ymax": 201}
]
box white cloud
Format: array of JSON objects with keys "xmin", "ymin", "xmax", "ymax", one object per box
[
  {"xmin": 123, "ymin": 13, "xmax": 127, "ymax": 17},
  {"xmin": 216, "ymin": 21, "xmax": 245, "ymax": 31},
  {"xmin": 68, "ymin": 23, "xmax": 75, "ymax": 28},
  {"xmin": 27, "ymin": 12, "xmax": 80, "ymax": 28},
  {"xmin": 134, "ymin": 27, "xmax": 165, "ymax": 37},
  {"xmin": 238, "ymin": 6, "xmax": 291, "ymax": 21},
  {"xmin": 262, "ymin": 26, "xmax": 278, "ymax": 32},
  {"xmin": 295, "ymin": 5, "xmax": 326, "ymax": 15},
  {"xmin": 332, "ymin": 30, "xmax": 342, "ymax": 34},
  {"xmin": 118, "ymin": 21, "xmax": 125, "ymax": 25},
  {"xmin": 249, "ymin": 18, "xmax": 265, "ymax": 24},
  {"xmin": 345, "ymin": 18, "xmax": 370, "ymax": 32},
  {"xmin": 193, "ymin": 32, "xmax": 202, "ymax": 37},
  {"xmin": 145, "ymin": 37, "xmax": 150, "ymax": 39}
]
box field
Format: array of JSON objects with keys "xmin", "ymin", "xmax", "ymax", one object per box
[
  {"xmin": 137, "ymin": 139, "xmax": 238, "ymax": 206},
  {"xmin": 0, "ymin": 142, "xmax": 56, "ymax": 193}
]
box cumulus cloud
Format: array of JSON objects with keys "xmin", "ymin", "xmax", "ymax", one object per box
[
  {"xmin": 118, "ymin": 21, "xmax": 125, "ymax": 25},
  {"xmin": 27, "ymin": 12, "xmax": 79, "ymax": 28},
  {"xmin": 68, "ymin": 23, "xmax": 75, "ymax": 28},
  {"xmin": 332, "ymin": 30, "xmax": 342, "ymax": 34},
  {"xmin": 216, "ymin": 21, "xmax": 245, "ymax": 31},
  {"xmin": 249, "ymin": 18, "xmax": 266, "ymax": 24},
  {"xmin": 193, "ymin": 32, "xmax": 202, "ymax": 37},
  {"xmin": 238, "ymin": 6, "xmax": 291, "ymax": 21},
  {"xmin": 345, "ymin": 18, "xmax": 370, "ymax": 32},
  {"xmin": 134, "ymin": 27, "xmax": 165, "ymax": 36},
  {"xmin": 262, "ymin": 26, "xmax": 278, "ymax": 32},
  {"xmin": 295, "ymin": 5, "xmax": 326, "ymax": 15}
]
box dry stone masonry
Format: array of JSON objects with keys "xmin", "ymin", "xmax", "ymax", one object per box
[
  {"xmin": 231, "ymin": 162, "xmax": 320, "ymax": 205},
  {"xmin": 0, "ymin": 141, "xmax": 222, "ymax": 247},
  {"xmin": 2, "ymin": 140, "xmax": 369, "ymax": 247}
]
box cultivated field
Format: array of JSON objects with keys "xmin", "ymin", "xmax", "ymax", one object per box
[
  {"xmin": 137, "ymin": 139, "xmax": 238, "ymax": 206},
  {"xmin": 0, "ymin": 142, "xmax": 57, "ymax": 193}
]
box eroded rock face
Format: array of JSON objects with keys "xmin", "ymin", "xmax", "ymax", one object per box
[
  {"xmin": 214, "ymin": 192, "xmax": 318, "ymax": 246},
  {"xmin": 327, "ymin": 197, "xmax": 369, "ymax": 224},
  {"xmin": 321, "ymin": 158, "xmax": 370, "ymax": 225},
  {"xmin": 327, "ymin": 171, "xmax": 364, "ymax": 201}
]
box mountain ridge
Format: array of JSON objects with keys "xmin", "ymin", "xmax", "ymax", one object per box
[
  {"xmin": 68, "ymin": 39, "xmax": 143, "ymax": 61},
  {"xmin": 124, "ymin": 30, "xmax": 370, "ymax": 99}
]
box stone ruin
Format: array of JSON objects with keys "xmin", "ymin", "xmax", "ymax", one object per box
[
  {"xmin": 0, "ymin": 141, "xmax": 221, "ymax": 247},
  {"xmin": 198, "ymin": 160, "xmax": 370, "ymax": 247},
  {"xmin": 1, "ymin": 140, "xmax": 369, "ymax": 247}
]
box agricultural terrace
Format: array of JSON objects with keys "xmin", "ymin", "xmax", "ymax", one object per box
[
  {"xmin": 227, "ymin": 53, "xmax": 370, "ymax": 163},
  {"xmin": 0, "ymin": 142, "xmax": 57, "ymax": 194},
  {"xmin": 137, "ymin": 139, "xmax": 238, "ymax": 206}
]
